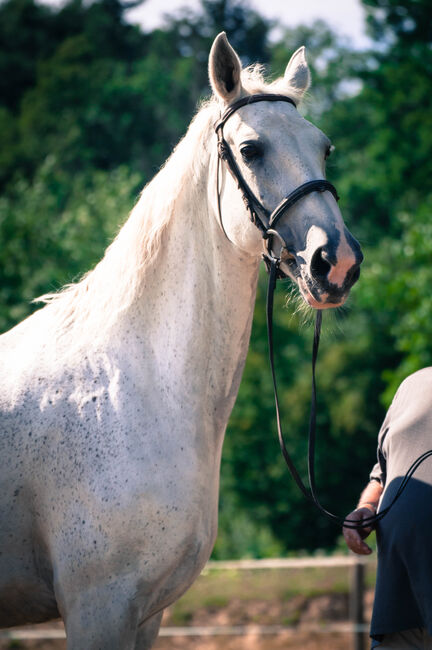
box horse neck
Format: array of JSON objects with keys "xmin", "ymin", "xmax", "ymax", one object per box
[{"xmin": 115, "ymin": 171, "xmax": 260, "ymax": 439}]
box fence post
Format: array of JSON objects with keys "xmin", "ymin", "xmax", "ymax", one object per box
[{"xmin": 350, "ymin": 561, "xmax": 365, "ymax": 650}]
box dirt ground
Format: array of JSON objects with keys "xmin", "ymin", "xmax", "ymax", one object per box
[{"xmin": 154, "ymin": 630, "xmax": 355, "ymax": 650}]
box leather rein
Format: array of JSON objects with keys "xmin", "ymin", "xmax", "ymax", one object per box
[{"xmin": 215, "ymin": 93, "xmax": 430, "ymax": 530}]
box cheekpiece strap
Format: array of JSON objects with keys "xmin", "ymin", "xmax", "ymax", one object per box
[{"xmin": 215, "ymin": 94, "xmax": 298, "ymax": 240}]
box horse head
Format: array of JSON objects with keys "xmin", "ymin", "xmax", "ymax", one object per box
[{"xmin": 209, "ymin": 33, "xmax": 363, "ymax": 309}]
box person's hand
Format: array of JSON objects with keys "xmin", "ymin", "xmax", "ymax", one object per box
[{"xmin": 343, "ymin": 506, "xmax": 375, "ymax": 555}]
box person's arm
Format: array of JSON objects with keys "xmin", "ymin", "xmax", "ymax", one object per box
[{"xmin": 343, "ymin": 480, "xmax": 384, "ymax": 555}]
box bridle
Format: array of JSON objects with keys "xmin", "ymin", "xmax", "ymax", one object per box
[
  {"xmin": 215, "ymin": 93, "xmax": 432, "ymax": 530},
  {"xmin": 215, "ymin": 93, "xmax": 339, "ymax": 278}
]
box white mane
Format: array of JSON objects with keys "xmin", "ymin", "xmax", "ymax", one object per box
[{"xmin": 36, "ymin": 66, "xmax": 299, "ymax": 341}]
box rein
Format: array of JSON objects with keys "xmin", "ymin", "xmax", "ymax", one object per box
[
  {"xmin": 268, "ymin": 264, "xmax": 432, "ymax": 530},
  {"xmin": 216, "ymin": 93, "xmax": 432, "ymax": 531}
]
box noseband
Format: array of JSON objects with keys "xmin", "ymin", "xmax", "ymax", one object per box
[
  {"xmin": 215, "ymin": 93, "xmax": 339, "ymax": 277},
  {"xmin": 215, "ymin": 94, "xmax": 431, "ymax": 531}
]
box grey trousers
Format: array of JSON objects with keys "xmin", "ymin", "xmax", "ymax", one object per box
[{"xmin": 374, "ymin": 628, "xmax": 432, "ymax": 649}]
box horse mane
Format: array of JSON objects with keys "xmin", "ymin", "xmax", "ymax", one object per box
[{"xmin": 36, "ymin": 65, "xmax": 300, "ymax": 342}]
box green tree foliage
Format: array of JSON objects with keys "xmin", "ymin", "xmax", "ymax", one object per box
[
  {"xmin": 356, "ymin": 195, "xmax": 432, "ymax": 403},
  {"xmin": 0, "ymin": 0, "xmax": 271, "ymax": 189},
  {"xmin": 363, "ymin": 0, "xmax": 432, "ymax": 45},
  {"xmin": 0, "ymin": 160, "xmax": 141, "ymax": 331},
  {"xmin": 1, "ymin": 0, "xmax": 432, "ymax": 556},
  {"xmin": 0, "ymin": 0, "xmax": 151, "ymax": 186},
  {"xmin": 317, "ymin": 0, "xmax": 432, "ymax": 242}
]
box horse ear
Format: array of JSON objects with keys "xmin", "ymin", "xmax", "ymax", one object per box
[
  {"xmin": 209, "ymin": 32, "xmax": 242, "ymax": 103},
  {"xmin": 284, "ymin": 46, "xmax": 311, "ymax": 98}
]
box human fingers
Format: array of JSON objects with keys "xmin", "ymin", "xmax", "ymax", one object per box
[{"xmin": 343, "ymin": 509, "xmax": 373, "ymax": 555}]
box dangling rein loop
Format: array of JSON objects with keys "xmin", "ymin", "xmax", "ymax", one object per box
[{"xmin": 266, "ymin": 261, "xmax": 432, "ymax": 529}]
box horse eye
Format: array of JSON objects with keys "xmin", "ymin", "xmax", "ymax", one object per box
[
  {"xmin": 240, "ymin": 143, "xmax": 262, "ymax": 162},
  {"xmin": 325, "ymin": 144, "xmax": 335, "ymax": 160}
]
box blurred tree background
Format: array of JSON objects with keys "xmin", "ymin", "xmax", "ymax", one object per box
[{"xmin": 0, "ymin": 0, "xmax": 431, "ymax": 556}]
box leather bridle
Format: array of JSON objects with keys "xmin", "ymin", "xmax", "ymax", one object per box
[
  {"xmin": 215, "ymin": 93, "xmax": 339, "ymax": 278},
  {"xmin": 215, "ymin": 93, "xmax": 431, "ymax": 531}
]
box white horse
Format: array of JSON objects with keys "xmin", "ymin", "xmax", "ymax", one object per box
[{"xmin": 0, "ymin": 33, "xmax": 362, "ymax": 648}]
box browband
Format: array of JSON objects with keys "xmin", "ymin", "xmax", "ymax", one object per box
[{"xmin": 215, "ymin": 93, "xmax": 297, "ymax": 133}]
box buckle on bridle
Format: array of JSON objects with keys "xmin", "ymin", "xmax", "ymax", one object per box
[{"xmin": 262, "ymin": 253, "xmax": 287, "ymax": 279}]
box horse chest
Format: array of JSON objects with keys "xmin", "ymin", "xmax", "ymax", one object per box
[{"xmin": 35, "ymin": 400, "xmax": 220, "ymax": 567}]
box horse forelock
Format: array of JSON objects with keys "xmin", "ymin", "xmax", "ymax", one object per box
[{"xmin": 240, "ymin": 64, "xmax": 305, "ymax": 105}]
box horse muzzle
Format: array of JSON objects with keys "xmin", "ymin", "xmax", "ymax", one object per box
[{"xmin": 281, "ymin": 232, "xmax": 363, "ymax": 309}]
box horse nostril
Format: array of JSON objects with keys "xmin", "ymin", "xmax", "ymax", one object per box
[
  {"xmin": 349, "ymin": 265, "xmax": 361, "ymax": 286},
  {"xmin": 311, "ymin": 247, "xmax": 331, "ymax": 281}
]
